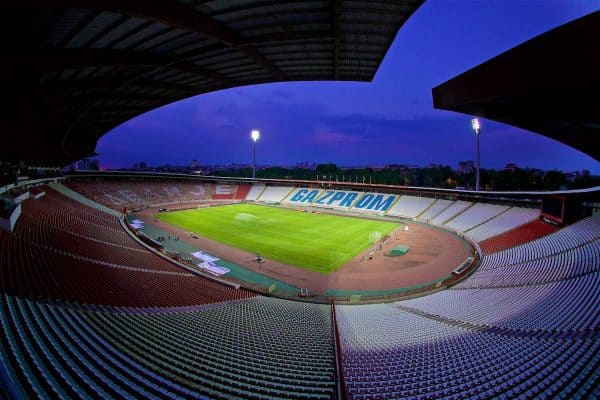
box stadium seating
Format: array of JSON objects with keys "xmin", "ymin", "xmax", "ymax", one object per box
[
  {"xmin": 429, "ymin": 200, "xmax": 472, "ymax": 225},
  {"xmin": 284, "ymin": 188, "xmax": 367, "ymax": 212},
  {"xmin": 478, "ymin": 217, "xmax": 600, "ymax": 266},
  {"xmin": 65, "ymin": 180, "xmax": 212, "ymax": 210},
  {"xmin": 325, "ymin": 191, "xmax": 363, "ymax": 210},
  {"xmin": 63, "ymin": 181, "xmax": 545, "ymax": 246},
  {"xmin": 210, "ymin": 183, "xmax": 239, "ymax": 200},
  {"xmin": 257, "ymin": 186, "xmax": 294, "ymax": 203},
  {"xmin": 347, "ymin": 192, "xmax": 396, "ymax": 215},
  {"xmin": 455, "ymin": 240, "xmax": 599, "ymax": 288},
  {"xmin": 336, "ymin": 303, "xmax": 598, "ymax": 400},
  {"xmin": 401, "ymin": 273, "xmax": 599, "ymax": 332},
  {"xmin": 0, "ymin": 187, "xmax": 252, "ymax": 307},
  {"xmin": 466, "ymin": 206, "xmax": 540, "ymax": 242},
  {"xmin": 386, "ymin": 195, "xmax": 436, "ymax": 218},
  {"xmin": 1, "ymin": 294, "xmax": 337, "ymax": 399},
  {"xmin": 3, "ymin": 180, "xmax": 598, "ymax": 399},
  {"xmin": 336, "ymin": 216, "xmax": 600, "ymax": 399},
  {"xmin": 480, "ymin": 219, "xmax": 559, "ymax": 254},
  {"xmin": 282, "ymin": 188, "xmax": 321, "ymax": 205},
  {"xmin": 14, "ymin": 213, "xmax": 183, "ymax": 273},
  {"xmin": 244, "ymin": 184, "xmax": 266, "ymax": 201},
  {"xmin": 398, "ymin": 217, "xmax": 600, "ymax": 331},
  {"xmin": 417, "ymin": 199, "xmax": 455, "ymax": 221},
  {"xmin": 234, "ymin": 184, "xmax": 251, "ymax": 200},
  {"xmin": 444, "ymin": 203, "xmax": 509, "ymax": 232}
]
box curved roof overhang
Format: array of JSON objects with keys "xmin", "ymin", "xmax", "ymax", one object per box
[
  {"xmin": 432, "ymin": 11, "xmax": 600, "ymax": 162},
  {"xmin": 1, "ymin": 0, "xmax": 423, "ymax": 166}
]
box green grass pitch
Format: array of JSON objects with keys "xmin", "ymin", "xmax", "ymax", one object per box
[{"xmin": 154, "ymin": 203, "xmax": 399, "ymax": 273}]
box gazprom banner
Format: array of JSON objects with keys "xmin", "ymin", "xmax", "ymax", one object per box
[
  {"xmin": 285, "ymin": 188, "xmax": 397, "ymax": 212},
  {"xmin": 351, "ymin": 192, "xmax": 397, "ymax": 212},
  {"xmin": 285, "ymin": 188, "xmax": 323, "ymax": 204}
]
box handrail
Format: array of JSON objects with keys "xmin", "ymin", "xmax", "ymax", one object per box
[
  {"xmin": 0, "ymin": 177, "xmax": 64, "ymax": 195},
  {"xmin": 331, "ymin": 303, "xmax": 348, "ymax": 400},
  {"xmin": 67, "ymin": 170, "xmax": 600, "ymax": 196}
]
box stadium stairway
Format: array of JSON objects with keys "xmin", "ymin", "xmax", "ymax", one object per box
[
  {"xmin": 417, "ymin": 199, "xmax": 455, "ymax": 222},
  {"xmin": 52, "ymin": 183, "xmax": 123, "ymax": 218}
]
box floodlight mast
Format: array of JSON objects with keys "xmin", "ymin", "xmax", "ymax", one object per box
[
  {"xmin": 471, "ymin": 118, "xmax": 481, "ymax": 191},
  {"xmin": 251, "ymin": 130, "xmax": 260, "ymax": 179}
]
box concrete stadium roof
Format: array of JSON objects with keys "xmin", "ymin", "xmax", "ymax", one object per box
[
  {"xmin": 432, "ymin": 11, "xmax": 600, "ymax": 162},
  {"xmin": 2, "ymin": 0, "xmax": 423, "ymax": 166}
]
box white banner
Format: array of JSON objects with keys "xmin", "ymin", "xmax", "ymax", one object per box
[
  {"xmin": 197, "ymin": 261, "xmax": 230, "ymax": 276},
  {"xmin": 215, "ymin": 184, "xmax": 235, "ymax": 195},
  {"xmin": 191, "ymin": 251, "xmax": 220, "ymax": 263}
]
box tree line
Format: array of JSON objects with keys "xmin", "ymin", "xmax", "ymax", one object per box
[{"xmin": 211, "ymin": 163, "xmax": 599, "ymax": 191}]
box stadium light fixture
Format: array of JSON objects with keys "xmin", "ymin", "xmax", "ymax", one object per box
[
  {"xmin": 471, "ymin": 118, "xmax": 481, "ymax": 191},
  {"xmin": 471, "ymin": 118, "xmax": 480, "ymax": 134},
  {"xmin": 251, "ymin": 130, "xmax": 260, "ymax": 179}
]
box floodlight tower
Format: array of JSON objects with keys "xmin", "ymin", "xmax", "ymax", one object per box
[
  {"xmin": 471, "ymin": 118, "xmax": 481, "ymax": 191},
  {"xmin": 251, "ymin": 129, "xmax": 260, "ymax": 179}
]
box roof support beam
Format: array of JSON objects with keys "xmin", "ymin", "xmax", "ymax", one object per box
[
  {"xmin": 239, "ymin": 31, "xmax": 335, "ymax": 46},
  {"xmin": 19, "ymin": 0, "xmax": 284, "ymax": 80},
  {"xmin": 3, "ymin": 49, "xmax": 237, "ymax": 86},
  {"xmin": 207, "ymin": 1, "xmax": 418, "ymax": 18},
  {"xmin": 433, "ymin": 10, "xmax": 600, "ymax": 162},
  {"xmin": 333, "ymin": 0, "xmax": 342, "ymax": 79},
  {"xmin": 80, "ymin": 14, "xmax": 129, "ymax": 48},
  {"xmin": 56, "ymin": 9, "xmax": 102, "ymax": 48},
  {"xmin": 41, "ymin": 78, "xmax": 201, "ymax": 96}
]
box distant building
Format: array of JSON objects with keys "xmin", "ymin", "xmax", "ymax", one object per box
[
  {"xmin": 458, "ymin": 160, "xmax": 474, "ymax": 174},
  {"xmin": 564, "ymin": 171, "xmax": 582, "ymax": 182},
  {"xmin": 504, "ymin": 163, "xmax": 518, "ymax": 172},
  {"xmin": 387, "ymin": 164, "xmax": 415, "ymax": 172},
  {"xmin": 131, "ymin": 161, "xmax": 148, "ymax": 171},
  {"xmin": 190, "ymin": 159, "xmax": 202, "ymax": 174},
  {"xmin": 76, "ymin": 158, "xmax": 100, "ymax": 171},
  {"xmin": 294, "ymin": 161, "xmax": 310, "ymax": 169}
]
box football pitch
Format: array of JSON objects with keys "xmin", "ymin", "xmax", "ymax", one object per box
[{"xmin": 154, "ymin": 203, "xmax": 399, "ymax": 273}]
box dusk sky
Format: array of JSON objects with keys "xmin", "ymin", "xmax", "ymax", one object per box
[{"xmin": 96, "ymin": 0, "xmax": 600, "ymax": 173}]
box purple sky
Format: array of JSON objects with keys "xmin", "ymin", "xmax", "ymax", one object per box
[{"xmin": 96, "ymin": 0, "xmax": 600, "ymax": 173}]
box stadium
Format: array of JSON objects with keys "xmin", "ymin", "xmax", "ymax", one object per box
[{"xmin": 1, "ymin": 2, "xmax": 599, "ymax": 400}]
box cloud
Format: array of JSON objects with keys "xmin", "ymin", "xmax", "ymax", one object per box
[
  {"xmin": 96, "ymin": 84, "xmax": 600, "ymax": 173},
  {"xmin": 314, "ymin": 130, "xmax": 363, "ymax": 145}
]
